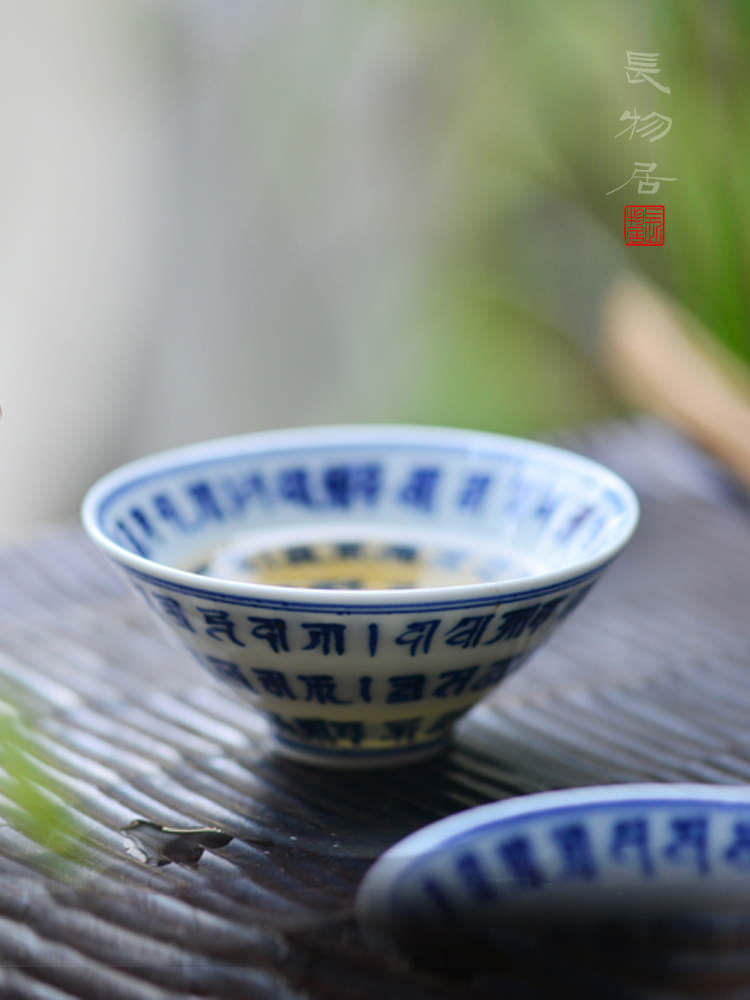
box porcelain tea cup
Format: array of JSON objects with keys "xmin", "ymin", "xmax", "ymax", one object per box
[
  {"xmin": 81, "ymin": 425, "xmax": 638, "ymax": 768},
  {"xmin": 357, "ymin": 784, "xmax": 750, "ymax": 980}
]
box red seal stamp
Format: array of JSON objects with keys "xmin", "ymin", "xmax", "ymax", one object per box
[{"xmin": 624, "ymin": 205, "xmax": 665, "ymax": 245}]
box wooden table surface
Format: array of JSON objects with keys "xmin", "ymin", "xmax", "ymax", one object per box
[{"xmin": 1, "ymin": 418, "xmax": 750, "ymax": 1000}]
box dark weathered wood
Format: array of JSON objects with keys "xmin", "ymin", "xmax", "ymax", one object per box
[{"xmin": 0, "ymin": 417, "xmax": 748, "ymax": 998}]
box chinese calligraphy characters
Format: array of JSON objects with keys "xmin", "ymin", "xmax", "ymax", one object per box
[
  {"xmin": 608, "ymin": 49, "xmax": 675, "ymax": 206},
  {"xmin": 616, "ymin": 109, "xmax": 672, "ymax": 142},
  {"xmin": 624, "ymin": 51, "xmax": 671, "ymax": 93},
  {"xmin": 607, "ymin": 162, "xmax": 676, "ymax": 196}
]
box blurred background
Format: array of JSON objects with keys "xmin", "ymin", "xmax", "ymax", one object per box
[{"xmin": 1, "ymin": 0, "xmax": 747, "ymax": 543}]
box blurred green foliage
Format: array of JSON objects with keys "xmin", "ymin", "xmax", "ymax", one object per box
[
  {"xmin": 402, "ymin": 0, "xmax": 750, "ymax": 433},
  {"xmin": 0, "ymin": 712, "xmax": 80, "ymax": 866}
]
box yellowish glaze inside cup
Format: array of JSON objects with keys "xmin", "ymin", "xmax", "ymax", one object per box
[{"xmin": 188, "ymin": 532, "xmax": 536, "ymax": 590}]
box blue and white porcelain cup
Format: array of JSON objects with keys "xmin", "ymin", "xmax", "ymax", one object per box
[
  {"xmin": 357, "ymin": 784, "xmax": 750, "ymax": 982},
  {"xmin": 81, "ymin": 425, "xmax": 638, "ymax": 768}
]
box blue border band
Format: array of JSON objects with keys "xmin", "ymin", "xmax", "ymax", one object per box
[
  {"xmin": 272, "ymin": 731, "xmax": 451, "ymax": 760},
  {"xmin": 420, "ymin": 797, "xmax": 750, "ymax": 853},
  {"xmin": 122, "ymin": 560, "xmax": 607, "ymax": 613},
  {"xmin": 389, "ymin": 796, "xmax": 750, "ymax": 907},
  {"xmin": 96, "ymin": 438, "xmax": 608, "ymax": 528}
]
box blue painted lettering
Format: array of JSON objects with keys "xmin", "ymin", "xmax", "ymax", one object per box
[
  {"xmin": 290, "ymin": 718, "xmax": 364, "ymax": 745},
  {"xmin": 483, "ymin": 599, "xmax": 565, "ymax": 645},
  {"xmin": 153, "ymin": 493, "xmax": 187, "ymax": 531},
  {"xmin": 457, "ymin": 474, "xmax": 492, "ymax": 513},
  {"xmin": 383, "ymin": 545, "xmax": 417, "ymax": 563},
  {"xmin": 610, "ymin": 819, "xmax": 653, "ymax": 876},
  {"xmin": 498, "ymin": 836, "xmax": 544, "ymax": 888},
  {"xmin": 552, "ymin": 824, "xmax": 597, "ymax": 880},
  {"xmin": 247, "ymin": 617, "xmax": 289, "ymax": 653},
  {"xmin": 187, "ymin": 482, "xmax": 225, "ymax": 523},
  {"xmin": 383, "ymin": 718, "xmax": 422, "ymax": 742},
  {"xmin": 130, "ymin": 508, "xmax": 159, "ymax": 539},
  {"xmin": 527, "ymin": 598, "xmax": 566, "ymax": 634},
  {"xmin": 387, "ymin": 674, "xmax": 426, "ymax": 703},
  {"xmin": 368, "ymin": 623, "xmax": 379, "ymax": 657},
  {"xmin": 395, "ymin": 620, "xmax": 441, "ymax": 656},
  {"xmin": 151, "ymin": 594, "xmax": 194, "ymax": 632},
  {"xmin": 557, "ymin": 505, "xmax": 594, "ymax": 543},
  {"xmin": 287, "ymin": 546, "xmax": 316, "ymax": 564},
  {"xmin": 664, "ymin": 817, "xmax": 709, "ymax": 875},
  {"xmin": 323, "ymin": 464, "xmax": 381, "ymax": 508},
  {"xmin": 278, "ymin": 469, "xmax": 314, "ymax": 507},
  {"xmin": 456, "ymin": 852, "xmax": 497, "ymax": 903},
  {"xmin": 432, "ymin": 667, "xmax": 479, "ymax": 698},
  {"xmin": 252, "ymin": 669, "xmax": 296, "ymax": 699},
  {"xmin": 222, "ymin": 473, "xmax": 270, "ymax": 513},
  {"xmin": 297, "ymin": 674, "xmax": 351, "ymax": 705},
  {"xmin": 204, "ymin": 656, "xmax": 256, "ymax": 692},
  {"xmin": 337, "ymin": 543, "xmax": 361, "ymax": 559},
  {"xmin": 725, "ymin": 823, "xmax": 750, "ymax": 870},
  {"xmin": 399, "ymin": 468, "xmax": 441, "ymax": 512},
  {"xmin": 293, "ymin": 718, "xmax": 335, "ymax": 743},
  {"xmin": 197, "ymin": 607, "xmax": 245, "ymax": 646},
  {"xmin": 471, "ymin": 657, "xmax": 519, "ymax": 690},
  {"xmin": 534, "ymin": 493, "xmax": 560, "ymax": 522},
  {"xmin": 301, "ymin": 623, "xmax": 346, "ymax": 655},
  {"xmin": 115, "ymin": 520, "xmax": 150, "ymax": 557},
  {"xmin": 444, "ymin": 615, "xmax": 494, "ymax": 649},
  {"xmin": 484, "ymin": 606, "xmax": 539, "ymax": 644}
]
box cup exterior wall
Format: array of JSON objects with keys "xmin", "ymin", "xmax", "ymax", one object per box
[
  {"xmin": 83, "ymin": 426, "xmax": 637, "ymax": 768},
  {"xmin": 118, "ymin": 559, "xmax": 601, "ymax": 766}
]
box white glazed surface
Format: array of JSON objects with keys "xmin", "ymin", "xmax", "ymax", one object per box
[
  {"xmin": 81, "ymin": 425, "xmax": 639, "ymax": 767},
  {"xmin": 357, "ymin": 784, "xmax": 750, "ymax": 929}
]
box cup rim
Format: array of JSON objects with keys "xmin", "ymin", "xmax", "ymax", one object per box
[
  {"xmin": 357, "ymin": 782, "xmax": 750, "ymax": 919},
  {"xmin": 362, "ymin": 782, "xmax": 750, "ymax": 864},
  {"xmin": 81, "ymin": 423, "xmax": 639, "ymax": 608}
]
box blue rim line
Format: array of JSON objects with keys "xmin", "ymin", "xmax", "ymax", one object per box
[
  {"xmin": 121, "ymin": 560, "xmax": 607, "ymax": 613},
  {"xmin": 272, "ymin": 732, "xmax": 451, "ymax": 759}
]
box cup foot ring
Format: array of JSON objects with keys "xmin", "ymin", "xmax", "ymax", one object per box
[{"xmin": 269, "ymin": 734, "xmax": 451, "ymax": 770}]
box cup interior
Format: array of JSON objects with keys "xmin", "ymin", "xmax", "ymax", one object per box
[{"xmin": 86, "ymin": 426, "xmax": 637, "ymax": 593}]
